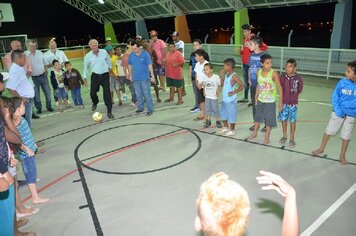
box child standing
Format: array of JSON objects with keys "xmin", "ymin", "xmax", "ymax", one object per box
[
  {"xmin": 12, "ymin": 97, "xmax": 50, "ymax": 204},
  {"xmin": 218, "ymin": 58, "xmax": 244, "ymax": 136},
  {"xmin": 64, "ymin": 61, "xmax": 85, "ymax": 109},
  {"xmin": 246, "ymin": 54, "xmax": 283, "ymax": 144},
  {"xmin": 200, "ymin": 63, "xmax": 222, "ymax": 128},
  {"xmin": 248, "ymin": 36, "xmax": 267, "ymax": 131},
  {"xmin": 278, "ymin": 59, "xmax": 303, "ymax": 147},
  {"xmin": 194, "ymin": 49, "xmax": 209, "ymax": 121},
  {"xmin": 51, "ymin": 59, "xmax": 70, "ymax": 112},
  {"xmin": 312, "ymin": 61, "xmax": 356, "ymax": 165},
  {"xmin": 106, "ymin": 46, "xmax": 123, "ymax": 106}
]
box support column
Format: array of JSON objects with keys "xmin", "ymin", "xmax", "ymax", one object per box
[
  {"xmin": 174, "ymin": 15, "xmax": 191, "ymax": 43},
  {"xmin": 135, "ymin": 19, "xmax": 149, "ymax": 40},
  {"xmin": 331, "ymin": 0, "xmax": 353, "ymax": 49},
  {"xmin": 234, "ymin": 8, "xmax": 249, "ymax": 46},
  {"xmin": 104, "ymin": 23, "xmax": 118, "ymax": 44}
]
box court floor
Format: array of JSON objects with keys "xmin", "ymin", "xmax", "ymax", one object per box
[{"xmin": 11, "ymin": 61, "xmax": 356, "ymax": 236}]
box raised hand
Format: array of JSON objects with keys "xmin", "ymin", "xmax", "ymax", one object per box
[{"xmin": 256, "ymin": 171, "xmax": 294, "ymax": 198}]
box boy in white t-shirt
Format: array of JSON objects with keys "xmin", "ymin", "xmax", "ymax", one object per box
[
  {"xmin": 194, "ymin": 49, "xmax": 209, "ymax": 121},
  {"xmin": 201, "ymin": 63, "xmax": 222, "ymax": 128}
]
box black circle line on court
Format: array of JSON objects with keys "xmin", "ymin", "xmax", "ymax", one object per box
[{"xmin": 76, "ymin": 123, "xmax": 202, "ymax": 175}]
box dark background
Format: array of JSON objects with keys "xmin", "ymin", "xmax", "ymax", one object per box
[{"xmin": 0, "ymin": 0, "xmax": 355, "ymax": 48}]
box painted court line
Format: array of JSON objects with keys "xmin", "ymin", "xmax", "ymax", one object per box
[{"xmin": 300, "ymin": 183, "xmax": 356, "ymax": 236}]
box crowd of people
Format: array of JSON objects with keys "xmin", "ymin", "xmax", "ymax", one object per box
[{"xmin": 0, "ymin": 22, "xmax": 355, "ymax": 236}]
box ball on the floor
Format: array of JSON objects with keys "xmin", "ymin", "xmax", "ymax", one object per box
[{"xmin": 92, "ymin": 112, "xmax": 103, "ymax": 122}]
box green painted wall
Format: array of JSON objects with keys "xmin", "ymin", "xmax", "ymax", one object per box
[
  {"xmin": 234, "ymin": 8, "xmax": 249, "ymax": 46},
  {"xmin": 104, "ymin": 23, "xmax": 118, "ymax": 44}
]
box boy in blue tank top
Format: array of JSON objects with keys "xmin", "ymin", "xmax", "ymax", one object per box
[{"xmin": 218, "ymin": 58, "xmax": 244, "ymax": 136}]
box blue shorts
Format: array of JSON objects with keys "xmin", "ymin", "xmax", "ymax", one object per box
[
  {"xmin": 21, "ymin": 156, "xmax": 37, "ymax": 184},
  {"xmin": 154, "ymin": 64, "xmax": 165, "ymax": 76},
  {"xmin": 278, "ymin": 104, "xmax": 298, "ymax": 123},
  {"xmin": 220, "ymin": 100, "xmax": 237, "ymax": 124},
  {"xmin": 0, "ymin": 184, "xmax": 15, "ymax": 236},
  {"xmin": 55, "ymin": 87, "xmax": 67, "ymax": 100}
]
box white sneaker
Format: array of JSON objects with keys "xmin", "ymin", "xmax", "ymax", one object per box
[
  {"xmin": 224, "ymin": 130, "xmax": 236, "ymax": 137},
  {"xmin": 217, "ymin": 127, "xmax": 229, "ymax": 135},
  {"xmin": 130, "ymin": 103, "xmax": 136, "ymax": 108}
]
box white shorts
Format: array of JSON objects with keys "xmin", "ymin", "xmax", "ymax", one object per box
[{"xmin": 325, "ymin": 112, "xmax": 355, "ymax": 140}]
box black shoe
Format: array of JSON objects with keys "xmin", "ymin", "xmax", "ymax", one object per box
[
  {"xmin": 91, "ymin": 104, "xmax": 97, "ymax": 111},
  {"xmin": 146, "ymin": 112, "xmax": 153, "ymax": 116},
  {"xmin": 107, "ymin": 113, "xmax": 114, "ymax": 119},
  {"xmin": 32, "ymin": 114, "xmax": 40, "ymax": 119},
  {"xmin": 247, "ymin": 103, "xmax": 253, "ymax": 107},
  {"xmin": 47, "ymin": 107, "xmax": 54, "ymax": 112},
  {"xmin": 135, "ymin": 110, "xmax": 144, "ymax": 114},
  {"xmin": 216, "ymin": 121, "xmax": 222, "ymax": 128},
  {"xmin": 204, "ymin": 120, "xmax": 211, "ymax": 128},
  {"xmin": 37, "ymin": 109, "xmax": 42, "ymax": 114}
]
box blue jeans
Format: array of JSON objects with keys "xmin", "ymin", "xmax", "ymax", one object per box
[
  {"xmin": 32, "ymin": 73, "xmax": 52, "ymax": 111},
  {"xmin": 133, "ymin": 80, "xmax": 154, "ymax": 113},
  {"xmin": 71, "ymin": 88, "xmax": 84, "ymax": 106},
  {"xmin": 242, "ymin": 64, "xmax": 249, "ymax": 100},
  {"xmin": 192, "ymin": 77, "xmax": 199, "ymax": 108},
  {"xmin": 25, "ymin": 98, "xmax": 33, "ymax": 129},
  {"xmin": 0, "ymin": 184, "xmax": 15, "ymax": 236}
]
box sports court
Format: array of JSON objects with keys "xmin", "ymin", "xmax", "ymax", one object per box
[{"xmin": 12, "ymin": 60, "xmax": 356, "ymax": 236}]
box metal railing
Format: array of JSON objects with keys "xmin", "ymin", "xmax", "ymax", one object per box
[{"xmin": 184, "ymin": 44, "xmax": 356, "ymax": 79}]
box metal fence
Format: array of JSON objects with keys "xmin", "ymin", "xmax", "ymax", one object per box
[{"xmin": 184, "ymin": 44, "xmax": 356, "ymax": 79}]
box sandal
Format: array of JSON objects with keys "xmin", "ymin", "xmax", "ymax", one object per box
[
  {"xmin": 176, "ymin": 101, "xmax": 184, "ymax": 105},
  {"xmin": 289, "ymin": 140, "xmax": 296, "ymax": 148},
  {"xmin": 164, "ymin": 99, "xmax": 173, "ymax": 103},
  {"xmin": 279, "ymin": 137, "xmax": 287, "ymax": 144}
]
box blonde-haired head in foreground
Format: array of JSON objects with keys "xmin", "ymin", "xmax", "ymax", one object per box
[{"xmin": 195, "ymin": 172, "xmax": 250, "ymax": 236}]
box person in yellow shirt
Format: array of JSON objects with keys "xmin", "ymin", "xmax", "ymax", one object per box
[{"xmin": 106, "ymin": 46, "xmax": 123, "ymax": 106}]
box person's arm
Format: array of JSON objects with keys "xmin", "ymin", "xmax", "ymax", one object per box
[
  {"xmin": 332, "ymin": 81, "xmax": 344, "ymax": 117},
  {"xmin": 25, "ymin": 56, "xmax": 32, "ymax": 77},
  {"xmin": 77, "ymin": 69, "xmax": 85, "ymax": 86},
  {"xmin": 4, "ymin": 54, "xmax": 12, "ymax": 70},
  {"xmin": 105, "ymin": 51, "xmax": 112, "ymax": 71},
  {"xmin": 273, "ymin": 71, "xmax": 283, "ymax": 112},
  {"xmin": 82, "ymin": 55, "xmax": 89, "ymax": 80},
  {"xmin": 7, "ymin": 89, "xmax": 20, "ymax": 97},
  {"xmin": 298, "ymin": 76, "xmax": 303, "ymax": 94},
  {"xmin": 3, "ymin": 108, "xmax": 22, "ymax": 145},
  {"xmin": 148, "ymin": 64, "xmax": 155, "ymax": 83},
  {"xmin": 257, "ymin": 171, "xmax": 299, "ymax": 236},
  {"xmin": 255, "ymin": 84, "xmax": 260, "ymax": 105},
  {"xmin": 229, "ymin": 75, "xmax": 244, "ymax": 96},
  {"xmin": 128, "ymin": 65, "xmax": 132, "ymax": 81}
]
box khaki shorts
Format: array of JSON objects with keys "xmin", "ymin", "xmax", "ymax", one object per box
[{"xmin": 325, "ymin": 112, "xmax": 355, "ymax": 140}]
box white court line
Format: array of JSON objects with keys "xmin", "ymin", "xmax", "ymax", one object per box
[
  {"xmin": 300, "ymin": 183, "xmax": 356, "ymax": 236},
  {"xmin": 299, "ymin": 98, "xmax": 332, "ymax": 107}
]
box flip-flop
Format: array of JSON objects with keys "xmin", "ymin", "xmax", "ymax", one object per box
[
  {"xmin": 33, "ymin": 198, "xmax": 50, "ymax": 204},
  {"xmin": 194, "ymin": 117, "xmax": 204, "ymax": 121},
  {"xmin": 279, "ymin": 137, "xmax": 287, "ymax": 144}
]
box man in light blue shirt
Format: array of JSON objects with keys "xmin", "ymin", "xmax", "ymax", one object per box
[
  {"xmin": 6, "ymin": 50, "xmax": 35, "ymax": 128},
  {"xmin": 83, "ymin": 39, "xmax": 114, "ymax": 119},
  {"xmin": 128, "ymin": 40, "xmax": 155, "ymax": 116}
]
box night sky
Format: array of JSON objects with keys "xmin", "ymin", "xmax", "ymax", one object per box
[{"xmin": 1, "ymin": 0, "xmax": 355, "ymax": 48}]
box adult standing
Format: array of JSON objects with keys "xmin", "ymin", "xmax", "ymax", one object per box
[
  {"xmin": 128, "ymin": 40, "xmax": 155, "ymax": 116},
  {"xmin": 4, "ymin": 40, "xmax": 40, "ymax": 119},
  {"xmin": 25, "ymin": 39, "xmax": 54, "ymax": 114},
  {"xmin": 44, "ymin": 40, "xmax": 68, "ymax": 68},
  {"xmin": 83, "ymin": 39, "xmax": 114, "ymax": 119},
  {"xmin": 121, "ymin": 39, "xmax": 137, "ymax": 108},
  {"xmin": 6, "ymin": 50, "xmax": 35, "ymax": 129},
  {"xmin": 150, "ymin": 30, "xmax": 167, "ymax": 92},
  {"xmin": 239, "ymin": 24, "xmax": 268, "ymax": 104}
]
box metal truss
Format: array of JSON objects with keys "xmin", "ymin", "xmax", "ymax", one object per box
[{"xmin": 63, "ymin": 0, "xmax": 109, "ymax": 24}]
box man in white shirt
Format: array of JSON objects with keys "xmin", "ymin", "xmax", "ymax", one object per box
[
  {"xmin": 44, "ymin": 40, "xmax": 68, "ymax": 68},
  {"xmin": 83, "ymin": 39, "xmax": 114, "ymax": 119},
  {"xmin": 6, "ymin": 50, "xmax": 35, "ymax": 128},
  {"xmin": 25, "ymin": 39, "xmax": 54, "ymax": 114}
]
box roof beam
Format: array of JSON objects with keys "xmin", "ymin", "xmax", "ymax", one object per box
[
  {"xmin": 63, "ymin": 0, "xmax": 109, "ymax": 24},
  {"xmin": 154, "ymin": 0, "xmax": 183, "ymax": 16},
  {"xmin": 105, "ymin": 0, "xmax": 143, "ymax": 21},
  {"xmin": 224, "ymin": 0, "xmax": 245, "ymax": 10}
]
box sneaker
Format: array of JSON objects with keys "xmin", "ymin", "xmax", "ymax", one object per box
[
  {"xmin": 204, "ymin": 120, "xmax": 211, "ymax": 128},
  {"xmin": 217, "ymin": 127, "xmax": 229, "ymax": 135},
  {"xmin": 224, "ymin": 130, "xmax": 236, "ymax": 137},
  {"xmin": 135, "ymin": 110, "xmax": 144, "ymax": 114},
  {"xmin": 107, "ymin": 113, "xmax": 114, "ymax": 119},
  {"xmin": 216, "ymin": 121, "xmax": 223, "ymax": 128},
  {"xmin": 37, "ymin": 109, "xmax": 42, "ymax": 114},
  {"xmin": 91, "ymin": 104, "xmax": 97, "ymax": 111},
  {"xmin": 122, "ymin": 94, "xmax": 128, "ymax": 102},
  {"xmin": 32, "ymin": 114, "xmax": 40, "ymax": 119},
  {"xmin": 146, "ymin": 112, "xmax": 153, "ymax": 116},
  {"xmin": 130, "ymin": 103, "xmax": 136, "ymax": 108},
  {"xmin": 190, "ymin": 107, "xmax": 198, "ymax": 112},
  {"xmin": 47, "ymin": 107, "xmax": 54, "ymax": 112},
  {"xmin": 157, "ymin": 98, "xmax": 162, "ymax": 103}
]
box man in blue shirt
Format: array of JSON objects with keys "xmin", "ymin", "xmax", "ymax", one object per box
[
  {"xmin": 83, "ymin": 39, "xmax": 114, "ymax": 119},
  {"xmin": 128, "ymin": 40, "xmax": 155, "ymax": 116}
]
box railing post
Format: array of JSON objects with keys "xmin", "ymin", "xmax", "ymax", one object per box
[
  {"xmin": 326, "ymin": 49, "xmax": 332, "ymax": 80},
  {"xmin": 207, "ymin": 44, "xmax": 211, "ymax": 61},
  {"xmin": 280, "ymin": 47, "xmax": 284, "ymax": 72},
  {"xmin": 287, "ymin": 30, "xmax": 293, "ymax": 47},
  {"xmin": 230, "ymin": 34, "xmax": 235, "ymax": 44},
  {"xmin": 204, "ymin": 34, "xmax": 209, "ymax": 44}
]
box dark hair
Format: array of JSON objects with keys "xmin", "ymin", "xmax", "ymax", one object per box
[
  {"xmin": 261, "ymin": 54, "xmax": 272, "ymax": 64},
  {"xmin": 193, "ymin": 39, "xmax": 202, "ymax": 44},
  {"xmin": 195, "ymin": 49, "xmax": 207, "ymax": 57},
  {"xmin": 168, "ymin": 41, "xmax": 175, "ymax": 45},
  {"xmin": 52, "ymin": 59, "xmax": 59, "ymax": 66},
  {"xmin": 131, "ymin": 40, "xmax": 141, "ymax": 47},
  {"xmin": 64, "ymin": 61, "xmax": 71, "ymax": 67},
  {"xmin": 286, "ymin": 58, "xmax": 297, "ymax": 67},
  {"xmin": 127, "ymin": 38, "xmax": 134, "ymax": 45},
  {"xmin": 11, "ymin": 49, "xmax": 24, "ymax": 62},
  {"xmin": 224, "ymin": 58, "xmax": 236, "ymax": 68},
  {"xmin": 204, "ymin": 63, "xmax": 213, "ymax": 69},
  {"xmin": 2, "ymin": 97, "xmax": 13, "ymax": 115},
  {"xmin": 114, "ymin": 46, "xmax": 121, "ymax": 50},
  {"xmin": 347, "ymin": 60, "xmax": 356, "ymax": 74},
  {"xmin": 241, "ymin": 24, "xmax": 251, "ymax": 30},
  {"xmin": 11, "ymin": 97, "xmax": 24, "ymax": 114},
  {"xmin": 0, "ymin": 73, "xmax": 3, "ymax": 83},
  {"xmin": 250, "ymin": 35, "xmax": 263, "ymax": 48}
]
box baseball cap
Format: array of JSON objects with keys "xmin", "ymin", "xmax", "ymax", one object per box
[
  {"xmin": 241, "ymin": 24, "xmax": 251, "ymax": 30},
  {"xmin": 172, "ymin": 31, "xmax": 179, "ymax": 37},
  {"xmin": 104, "ymin": 45, "xmax": 113, "ymax": 52}
]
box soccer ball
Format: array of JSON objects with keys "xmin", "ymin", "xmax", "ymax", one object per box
[{"xmin": 92, "ymin": 112, "xmax": 103, "ymax": 123}]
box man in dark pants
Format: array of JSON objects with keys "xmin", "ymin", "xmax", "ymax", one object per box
[{"xmin": 83, "ymin": 39, "xmax": 114, "ymax": 119}]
